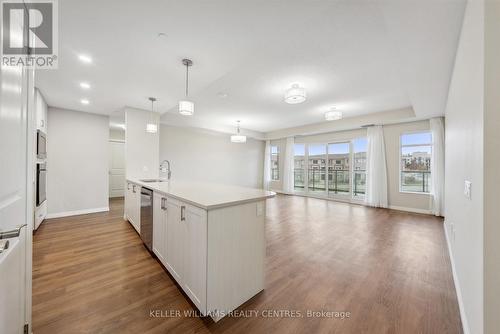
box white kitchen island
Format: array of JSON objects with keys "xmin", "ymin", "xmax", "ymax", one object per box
[{"xmin": 124, "ymin": 178, "xmax": 275, "ymax": 322}]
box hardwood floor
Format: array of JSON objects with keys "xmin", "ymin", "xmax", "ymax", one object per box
[{"xmin": 33, "ymin": 195, "xmax": 462, "ymax": 334}]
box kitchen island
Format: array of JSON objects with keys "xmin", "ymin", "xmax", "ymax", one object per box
[{"xmin": 124, "ymin": 178, "xmax": 275, "ymax": 322}]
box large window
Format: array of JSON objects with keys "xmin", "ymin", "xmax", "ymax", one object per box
[
  {"xmin": 308, "ymin": 144, "xmax": 327, "ymax": 193},
  {"xmin": 271, "ymin": 145, "xmax": 280, "ymax": 181},
  {"xmin": 400, "ymin": 132, "xmax": 432, "ymax": 193},
  {"xmin": 293, "ymin": 144, "xmax": 305, "ymax": 190},
  {"xmin": 328, "ymin": 143, "xmax": 350, "ymax": 195},
  {"xmin": 352, "ymin": 138, "xmax": 367, "ymax": 197}
]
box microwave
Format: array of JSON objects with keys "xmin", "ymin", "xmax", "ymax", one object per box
[{"xmin": 37, "ymin": 130, "xmax": 46, "ymax": 159}]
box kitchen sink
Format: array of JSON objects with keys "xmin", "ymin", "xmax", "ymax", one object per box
[{"xmin": 140, "ymin": 179, "xmax": 168, "ymax": 183}]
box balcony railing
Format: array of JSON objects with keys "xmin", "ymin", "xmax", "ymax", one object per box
[
  {"xmin": 293, "ymin": 169, "xmax": 366, "ymax": 195},
  {"xmin": 401, "ymin": 170, "xmax": 431, "ymax": 193},
  {"xmin": 271, "ymin": 168, "xmax": 279, "ymax": 181}
]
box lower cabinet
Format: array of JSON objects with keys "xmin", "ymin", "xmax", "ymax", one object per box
[
  {"xmin": 125, "ymin": 182, "xmax": 141, "ymax": 233},
  {"xmin": 153, "ymin": 193, "xmax": 207, "ymax": 315}
]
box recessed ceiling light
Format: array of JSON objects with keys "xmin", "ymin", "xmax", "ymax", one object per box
[
  {"xmin": 284, "ymin": 84, "xmax": 306, "ymax": 104},
  {"xmin": 80, "ymin": 82, "xmax": 91, "ymax": 89},
  {"xmin": 80, "ymin": 99, "xmax": 90, "ymax": 105},
  {"xmin": 325, "ymin": 108, "xmax": 342, "ymax": 121},
  {"xmin": 78, "ymin": 54, "xmax": 92, "ymax": 64}
]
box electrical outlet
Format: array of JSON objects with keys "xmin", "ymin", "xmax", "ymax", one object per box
[{"xmin": 464, "ymin": 181, "xmax": 472, "ymax": 199}]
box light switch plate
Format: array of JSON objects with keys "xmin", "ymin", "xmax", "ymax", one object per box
[{"xmin": 464, "ymin": 181, "xmax": 472, "ymax": 199}]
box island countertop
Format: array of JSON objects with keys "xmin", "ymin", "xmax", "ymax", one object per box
[{"xmin": 127, "ymin": 178, "xmax": 276, "ymax": 210}]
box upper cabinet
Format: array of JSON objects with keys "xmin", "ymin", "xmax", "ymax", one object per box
[{"xmin": 35, "ymin": 88, "xmax": 48, "ymax": 132}]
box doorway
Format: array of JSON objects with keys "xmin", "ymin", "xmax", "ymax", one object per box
[{"xmin": 109, "ymin": 140, "xmax": 125, "ymax": 198}]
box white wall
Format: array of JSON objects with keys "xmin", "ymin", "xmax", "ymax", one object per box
[
  {"xmin": 125, "ymin": 107, "xmax": 160, "ymax": 179},
  {"xmin": 444, "ymin": 1, "xmax": 484, "ymax": 333},
  {"xmin": 159, "ymin": 125, "xmax": 264, "ymax": 188},
  {"xmin": 484, "ymin": 1, "xmax": 500, "ymax": 332},
  {"xmin": 47, "ymin": 108, "xmax": 109, "ymax": 216},
  {"xmin": 269, "ymin": 120, "xmax": 432, "ymax": 213},
  {"xmin": 109, "ymin": 128, "xmax": 125, "ymax": 141}
]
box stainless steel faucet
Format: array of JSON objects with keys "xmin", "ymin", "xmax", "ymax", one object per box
[{"xmin": 160, "ymin": 160, "xmax": 172, "ymax": 180}]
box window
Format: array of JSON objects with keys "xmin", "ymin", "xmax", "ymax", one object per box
[
  {"xmin": 353, "ymin": 138, "xmax": 367, "ymax": 197},
  {"xmin": 293, "ymin": 144, "xmax": 305, "ymax": 190},
  {"xmin": 328, "ymin": 143, "xmax": 350, "ymax": 195},
  {"xmin": 308, "ymin": 144, "xmax": 327, "ymax": 192},
  {"xmin": 271, "ymin": 145, "xmax": 280, "ymax": 181},
  {"xmin": 400, "ymin": 132, "xmax": 432, "ymax": 193}
]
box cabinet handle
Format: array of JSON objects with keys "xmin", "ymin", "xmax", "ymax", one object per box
[
  {"xmin": 132, "ymin": 185, "xmax": 136, "ymax": 193},
  {"xmin": 180, "ymin": 205, "xmax": 186, "ymax": 221},
  {"xmin": 127, "ymin": 183, "xmax": 131, "ymax": 190},
  {"xmin": 161, "ymin": 198, "xmax": 167, "ymax": 210},
  {"xmin": 41, "ymin": 119, "xmax": 44, "ymax": 127}
]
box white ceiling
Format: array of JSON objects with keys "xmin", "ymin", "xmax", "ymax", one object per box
[{"xmin": 36, "ymin": 0, "xmax": 465, "ymax": 134}]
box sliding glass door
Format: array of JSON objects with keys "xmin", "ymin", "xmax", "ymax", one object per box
[
  {"xmin": 328, "ymin": 142, "xmax": 351, "ymax": 198},
  {"xmin": 295, "ymin": 138, "xmax": 367, "ymax": 201},
  {"xmin": 308, "ymin": 144, "xmax": 327, "ymax": 194}
]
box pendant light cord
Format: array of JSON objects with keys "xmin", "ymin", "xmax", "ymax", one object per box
[{"xmin": 185, "ymin": 64, "xmax": 189, "ymax": 97}]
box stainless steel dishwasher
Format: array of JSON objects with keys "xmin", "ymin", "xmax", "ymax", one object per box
[{"xmin": 140, "ymin": 187, "xmax": 153, "ymax": 251}]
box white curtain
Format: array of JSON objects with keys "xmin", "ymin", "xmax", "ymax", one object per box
[
  {"xmin": 430, "ymin": 117, "xmax": 445, "ymax": 216},
  {"xmin": 365, "ymin": 125, "xmax": 388, "ymax": 208},
  {"xmin": 282, "ymin": 137, "xmax": 295, "ymax": 194},
  {"xmin": 263, "ymin": 140, "xmax": 271, "ymax": 190}
]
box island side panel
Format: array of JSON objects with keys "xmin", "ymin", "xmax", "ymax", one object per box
[{"xmin": 207, "ymin": 200, "xmax": 266, "ymax": 321}]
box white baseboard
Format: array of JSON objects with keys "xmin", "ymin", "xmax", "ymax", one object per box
[
  {"xmin": 388, "ymin": 205, "xmax": 432, "ymax": 215},
  {"xmin": 46, "ymin": 207, "xmax": 109, "ymax": 219},
  {"xmin": 443, "ymin": 221, "xmax": 470, "ymax": 334}
]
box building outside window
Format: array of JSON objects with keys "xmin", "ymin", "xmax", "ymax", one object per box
[
  {"xmin": 293, "ymin": 144, "xmax": 305, "ymax": 190},
  {"xmin": 271, "ymin": 145, "xmax": 280, "ymax": 181},
  {"xmin": 400, "ymin": 132, "xmax": 432, "ymax": 193},
  {"xmin": 352, "ymin": 138, "xmax": 367, "ymax": 197}
]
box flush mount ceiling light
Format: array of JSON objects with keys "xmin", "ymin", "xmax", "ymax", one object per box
[
  {"xmin": 179, "ymin": 58, "xmax": 194, "ymax": 116},
  {"xmin": 80, "ymin": 82, "xmax": 91, "ymax": 89},
  {"xmin": 78, "ymin": 54, "xmax": 92, "ymax": 64},
  {"xmin": 146, "ymin": 97, "xmax": 158, "ymax": 133},
  {"xmin": 230, "ymin": 120, "xmax": 247, "ymax": 143},
  {"xmin": 80, "ymin": 99, "xmax": 90, "ymax": 105},
  {"xmin": 325, "ymin": 108, "xmax": 342, "ymax": 121},
  {"xmin": 284, "ymin": 83, "xmax": 306, "ymax": 104}
]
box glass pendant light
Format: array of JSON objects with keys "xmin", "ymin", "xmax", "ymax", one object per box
[
  {"xmin": 179, "ymin": 58, "xmax": 194, "ymax": 116},
  {"xmin": 146, "ymin": 97, "xmax": 158, "ymax": 133},
  {"xmin": 324, "ymin": 107, "xmax": 342, "ymax": 121},
  {"xmin": 230, "ymin": 120, "xmax": 247, "ymax": 143},
  {"xmin": 284, "ymin": 83, "xmax": 306, "ymax": 104}
]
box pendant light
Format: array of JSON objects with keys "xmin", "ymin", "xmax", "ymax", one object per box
[
  {"xmin": 230, "ymin": 120, "xmax": 247, "ymax": 143},
  {"xmin": 179, "ymin": 58, "xmax": 194, "ymax": 116},
  {"xmin": 324, "ymin": 107, "xmax": 342, "ymax": 121},
  {"xmin": 146, "ymin": 97, "xmax": 158, "ymax": 133},
  {"xmin": 284, "ymin": 83, "xmax": 306, "ymax": 104}
]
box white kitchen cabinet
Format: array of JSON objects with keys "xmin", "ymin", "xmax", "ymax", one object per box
[
  {"xmin": 181, "ymin": 203, "xmax": 207, "ymax": 313},
  {"xmin": 153, "ymin": 193, "xmax": 207, "ymax": 315},
  {"xmin": 164, "ymin": 197, "xmax": 184, "ymax": 283},
  {"xmin": 125, "ymin": 181, "xmax": 140, "ymax": 233},
  {"xmin": 153, "ymin": 193, "xmax": 167, "ymax": 264}
]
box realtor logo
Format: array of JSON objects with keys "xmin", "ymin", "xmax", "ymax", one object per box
[{"xmin": 1, "ymin": 0, "xmax": 58, "ymax": 68}]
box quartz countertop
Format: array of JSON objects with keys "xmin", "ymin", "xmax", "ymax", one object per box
[{"xmin": 127, "ymin": 178, "xmax": 276, "ymax": 210}]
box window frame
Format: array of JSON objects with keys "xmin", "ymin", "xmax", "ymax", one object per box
[
  {"xmin": 270, "ymin": 145, "xmax": 280, "ymax": 181},
  {"xmin": 399, "ymin": 131, "xmax": 433, "ymax": 195}
]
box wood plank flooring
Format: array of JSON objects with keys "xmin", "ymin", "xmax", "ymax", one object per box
[{"xmin": 33, "ymin": 195, "xmax": 462, "ymax": 334}]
